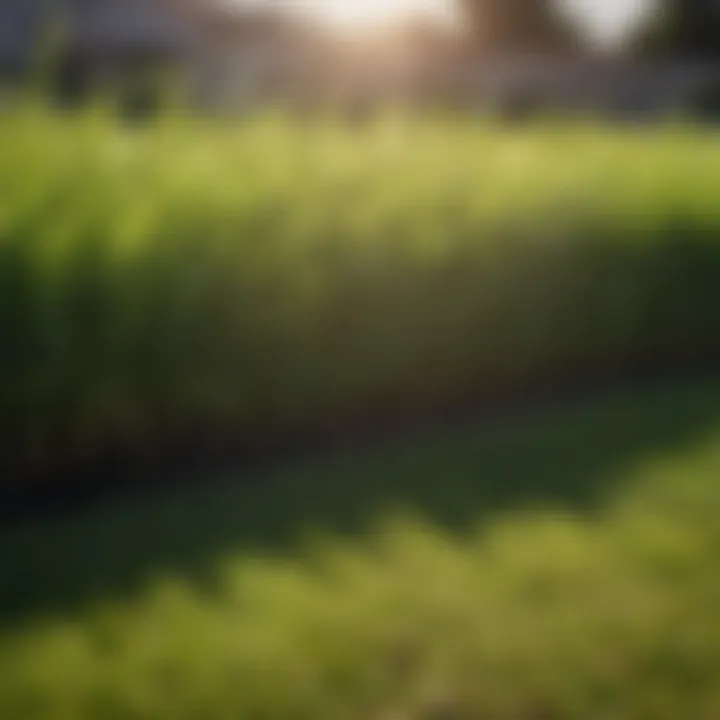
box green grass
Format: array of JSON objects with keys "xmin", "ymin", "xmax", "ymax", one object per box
[
  {"xmin": 2, "ymin": 376, "xmax": 720, "ymax": 718},
  {"xmin": 4, "ymin": 110, "xmax": 720, "ymax": 716},
  {"xmin": 3, "ymin": 110, "xmax": 720, "ymax": 488}
]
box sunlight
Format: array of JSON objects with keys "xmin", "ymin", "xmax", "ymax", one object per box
[
  {"xmin": 229, "ymin": 0, "xmax": 459, "ymax": 33},
  {"xmin": 561, "ymin": 0, "xmax": 656, "ymax": 45},
  {"xmin": 232, "ymin": 0, "xmax": 654, "ymax": 44},
  {"xmin": 306, "ymin": 0, "xmax": 456, "ymax": 30}
]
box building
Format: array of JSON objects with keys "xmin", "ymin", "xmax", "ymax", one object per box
[
  {"xmin": 0, "ymin": 0, "xmax": 308, "ymax": 110},
  {"xmin": 445, "ymin": 55, "xmax": 720, "ymax": 120}
]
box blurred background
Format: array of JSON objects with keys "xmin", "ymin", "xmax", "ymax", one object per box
[
  {"xmin": 3, "ymin": 3, "xmax": 720, "ymax": 719},
  {"xmin": 0, "ymin": 0, "xmax": 719, "ymax": 119}
]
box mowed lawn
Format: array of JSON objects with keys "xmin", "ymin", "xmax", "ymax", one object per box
[{"xmin": 2, "ymin": 375, "xmax": 720, "ymax": 719}]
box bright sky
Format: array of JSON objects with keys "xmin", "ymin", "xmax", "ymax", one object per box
[
  {"xmin": 238, "ymin": 0, "xmax": 656, "ymax": 44},
  {"xmin": 295, "ymin": 0, "xmax": 457, "ymax": 28},
  {"xmin": 561, "ymin": 0, "xmax": 656, "ymax": 44}
]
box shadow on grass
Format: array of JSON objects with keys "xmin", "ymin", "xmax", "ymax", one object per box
[{"xmin": 2, "ymin": 374, "xmax": 720, "ymax": 629}]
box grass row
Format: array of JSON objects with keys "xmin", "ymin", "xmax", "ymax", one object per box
[
  {"xmin": 2, "ymin": 110, "xmax": 720, "ymax": 488},
  {"xmin": 2, "ymin": 376, "xmax": 720, "ymax": 718}
]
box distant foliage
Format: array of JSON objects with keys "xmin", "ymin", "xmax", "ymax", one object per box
[
  {"xmin": 631, "ymin": 0, "xmax": 720, "ymax": 58},
  {"xmin": 688, "ymin": 81, "xmax": 720, "ymax": 119},
  {"xmin": 458, "ymin": 0, "xmax": 581, "ymax": 55}
]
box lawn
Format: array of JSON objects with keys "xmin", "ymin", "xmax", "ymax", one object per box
[
  {"xmin": 2, "ymin": 110, "xmax": 720, "ymax": 490},
  {"xmin": 2, "ymin": 375, "xmax": 720, "ymax": 718},
  {"xmin": 3, "ymin": 110, "xmax": 720, "ymax": 717}
]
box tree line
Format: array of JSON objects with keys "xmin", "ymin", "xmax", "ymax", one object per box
[{"xmin": 459, "ymin": 0, "xmax": 720, "ymax": 58}]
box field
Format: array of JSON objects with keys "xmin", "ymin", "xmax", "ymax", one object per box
[
  {"xmin": 3, "ymin": 110, "xmax": 720, "ymax": 718},
  {"xmin": 2, "ymin": 110, "xmax": 720, "ymax": 490},
  {"xmin": 2, "ymin": 376, "xmax": 720, "ymax": 718}
]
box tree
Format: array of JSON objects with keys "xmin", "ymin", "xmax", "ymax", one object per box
[
  {"xmin": 631, "ymin": 0, "xmax": 720, "ymax": 59},
  {"xmin": 459, "ymin": 0, "xmax": 580, "ymax": 56}
]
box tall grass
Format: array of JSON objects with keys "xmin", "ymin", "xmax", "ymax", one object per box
[{"xmin": 2, "ymin": 109, "xmax": 720, "ymax": 487}]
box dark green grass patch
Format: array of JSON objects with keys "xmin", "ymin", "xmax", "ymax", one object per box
[
  {"xmin": 2, "ymin": 376, "xmax": 720, "ymax": 718},
  {"xmin": 2, "ymin": 112, "xmax": 720, "ymax": 490}
]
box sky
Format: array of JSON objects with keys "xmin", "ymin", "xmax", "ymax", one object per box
[{"xmin": 561, "ymin": 0, "xmax": 656, "ymax": 44}]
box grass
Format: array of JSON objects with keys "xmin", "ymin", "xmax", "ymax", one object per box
[
  {"xmin": 2, "ymin": 110, "xmax": 720, "ymax": 488},
  {"xmin": 4, "ymin": 109, "xmax": 720, "ymax": 716},
  {"xmin": 2, "ymin": 375, "xmax": 720, "ymax": 718}
]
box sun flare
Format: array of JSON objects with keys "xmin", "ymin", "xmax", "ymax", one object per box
[{"xmin": 307, "ymin": 0, "xmax": 455, "ymax": 29}]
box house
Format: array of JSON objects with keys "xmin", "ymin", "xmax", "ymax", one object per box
[
  {"xmin": 0, "ymin": 0, "xmax": 305, "ymax": 110},
  {"xmin": 0, "ymin": 0, "xmax": 460, "ymax": 113},
  {"xmin": 0, "ymin": 0, "xmax": 193, "ymax": 105},
  {"xmin": 0, "ymin": 0, "xmax": 42, "ymax": 77},
  {"xmin": 442, "ymin": 53, "xmax": 720, "ymax": 120}
]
